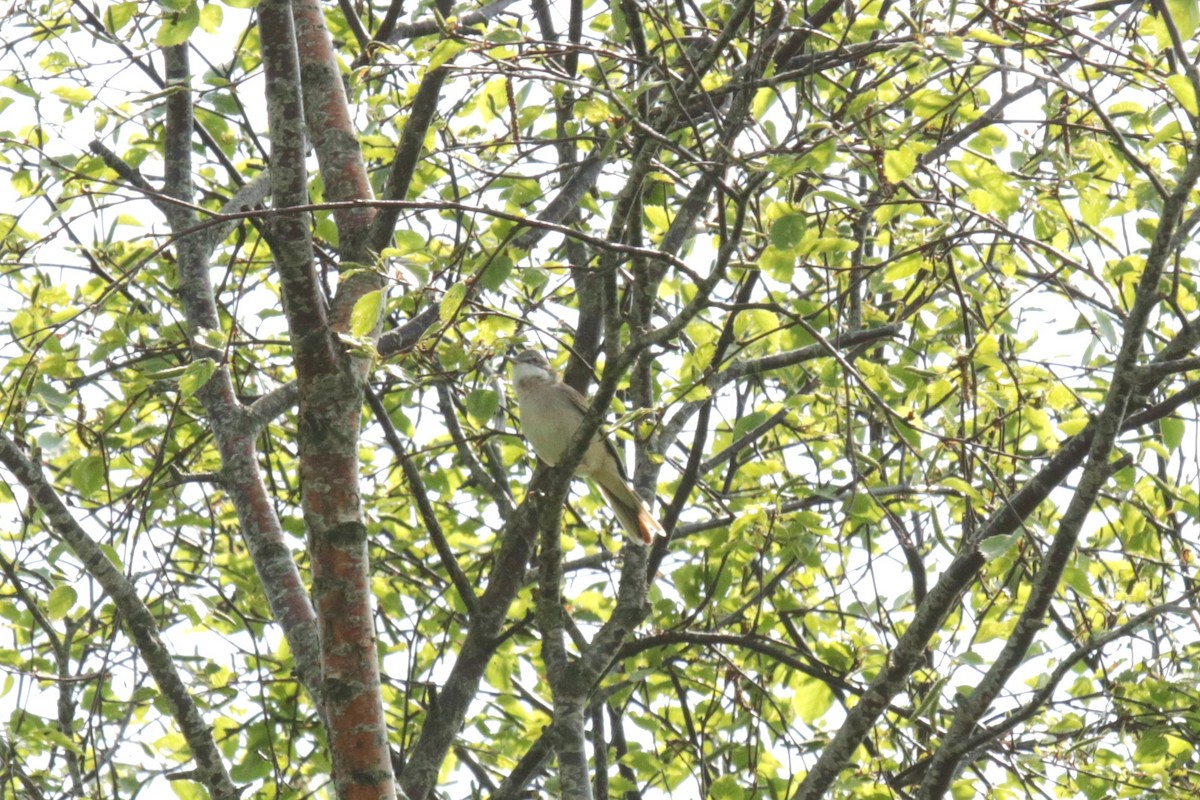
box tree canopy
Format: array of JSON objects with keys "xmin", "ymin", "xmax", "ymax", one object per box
[{"xmin": 3, "ymin": 0, "xmax": 1200, "ymax": 798}]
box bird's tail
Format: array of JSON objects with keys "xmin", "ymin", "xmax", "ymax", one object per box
[{"xmin": 598, "ymin": 482, "xmax": 664, "ymax": 545}]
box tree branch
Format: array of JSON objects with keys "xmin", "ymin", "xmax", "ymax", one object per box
[
  {"xmin": 913, "ymin": 135, "xmax": 1200, "ymax": 800},
  {"xmin": 385, "ymin": 0, "xmax": 520, "ymax": 42},
  {"xmin": 259, "ymin": 0, "xmax": 330, "ymax": 366},
  {"xmin": 292, "ymin": 0, "xmax": 376, "ymax": 262},
  {"xmin": 0, "ymin": 435, "xmax": 240, "ymax": 800},
  {"xmin": 367, "ymin": 0, "xmax": 455, "ymax": 254}
]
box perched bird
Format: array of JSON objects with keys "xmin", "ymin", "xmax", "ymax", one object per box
[{"xmin": 510, "ymin": 349, "xmax": 663, "ymax": 545}]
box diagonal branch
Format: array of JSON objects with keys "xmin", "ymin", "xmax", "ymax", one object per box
[
  {"xmin": 367, "ymin": 386, "xmax": 478, "ymax": 615},
  {"xmin": 0, "ymin": 434, "xmax": 240, "ymax": 800},
  {"xmin": 398, "ymin": 494, "xmax": 542, "ymax": 800},
  {"xmin": 894, "ymin": 595, "xmax": 1191, "ymax": 788},
  {"xmin": 367, "ymin": 0, "xmax": 455, "ymax": 255},
  {"xmin": 791, "ymin": 139, "xmax": 1200, "ymax": 799},
  {"xmin": 912, "ymin": 135, "xmax": 1200, "ymax": 800}
]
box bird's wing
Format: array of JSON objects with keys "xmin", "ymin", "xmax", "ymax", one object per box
[{"xmin": 562, "ymin": 381, "xmax": 630, "ymax": 482}]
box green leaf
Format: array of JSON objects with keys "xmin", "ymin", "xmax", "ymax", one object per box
[
  {"xmin": 1166, "ymin": 74, "xmax": 1199, "ymax": 116},
  {"xmin": 10, "ymin": 169, "xmax": 38, "ymax": 198},
  {"xmin": 934, "ymin": 35, "xmax": 964, "ymax": 58},
  {"xmin": 884, "ymin": 144, "xmax": 918, "ymax": 183},
  {"xmin": 349, "ymin": 289, "xmax": 385, "ymax": 338},
  {"xmin": 769, "ymin": 214, "xmax": 807, "ymax": 248},
  {"xmin": 1063, "ymin": 565, "xmax": 1093, "ymax": 597},
  {"xmin": 178, "ymin": 357, "xmax": 216, "ymax": 398},
  {"xmin": 70, "ymin": 456, "xmax": 105, "ymax": 498},
  {"xmin": 1161, "ymin": 417, "xmax": 1184, "ymax": 449},
  {"xmin": 732, "ymin": 409, "xmax": 769, "ymax": 439},
  {"xmin": 1078, "ymin": 773, "xmax": 1111, "ymax": 800},
  {"xmin": 1134, "ymin": 732, "xmax": 1169, "ymax": 762},
  {"xmin": 104, "ymin": 1, "xmax": 139, "ymax": 31},
  {"xmin": 759, "ymin": 246, "xmax": 796, "ymax": 281},
  {"xmin": 464, "ymin": 389, "xmax": 499, "ymax": 427},
  {"xmin": 809, "ymin": 236, "xmax": 857, "ymax": 253},
  {"xmin": 196, "ymin": 327, "xmax": 226, "ymax": 351},
  {"xmin": 230, "ymin": 754, "xmax": 273, "ymax": 782},
  {"xmin": 977, "ymin": 531, "xmax": 1021, "ymax": 560},
  {"xmin": 427, "ymin": 39, "xmax": 466, "ymax": 72},
  {"xmin": 1151, "ymin": 119, "xmax": 1183, "ymax": 146},
  {"xmin": 388, "ymin": 231, "xmax": 427, "ymax": 255},
  {"xmin": 479, "ymin": 257, "xmax": 513, "ymax": 292},
  {"xmin": 335, "ymin": 332, "xmax": 377, "ymax": 359},
  {"xmin": 156, "ymin": 3, "xmax": 199, "ymax": 45},
  {"xmin": 440, "ymin": 281, "xmax": 467, "ymax": 322},
  {"xmin": 47, "ymin": 585, "xmax": 77, "ymax": 620},
  {"xmin": 1079, "ymin": 188, "xmax": 1108, "ymax": 227},
  {"xmin": 710, "ymin": 775, "xmax": 745, "ymax": 800},
  {"xmin": 31, "ymin": 381, "xmax": 72, "ymax": 413},
  {"xmin": 40, "ymin": 727, "xmax": 82, "ymax": 753},
  {"xmin": 1, "ymin": 75, "xmax": 38, "ymax": 98},
  {"xmin": 1135, "ymin": 217, "xmax": 1158, "ymax": 241}
]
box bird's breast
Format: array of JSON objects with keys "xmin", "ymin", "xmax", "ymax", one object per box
[{"xmin": 514, "ymin": 380, "xmax": 570, "ymax": 465}]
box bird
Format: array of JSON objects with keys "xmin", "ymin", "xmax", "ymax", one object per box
[{"xmin": 509, "ymin": 349, "xmax": 664, "ymax": 545}]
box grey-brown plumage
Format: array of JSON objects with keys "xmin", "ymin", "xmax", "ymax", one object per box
[{"xmin": 510, "ymin": 349, "xmax": 663, "ymax": 545}]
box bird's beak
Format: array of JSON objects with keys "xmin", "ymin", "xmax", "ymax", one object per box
[{"xmin": 502, "ymin": 346, "xmax": 524, "ymax": 369}]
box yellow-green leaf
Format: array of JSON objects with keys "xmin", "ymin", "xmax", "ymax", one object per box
[
  {"xmin": 349, "ymin": 289, "xmax": 385, "ymax": 338},
  {"xmin": 178, "ymin": 357, "xmax": 216, "ymax": 398},
  {"xmin": 157, "ymin": 4, "xmax": 199, "ymax": 46},
  {"xmin": 52, "ymin": 86, "xmax": 93, "ymax": 104},
  {"xmin": 440, "ymin": 281, "xmax": 467, "ymax": 322},
  {"xmin": 47, "ymin": 585, "xmax": 77, "ymax": 621},
  {"xmin": 883, "ymin": 255, "xmax": 923, "ymax": 284},
  {"xmin": 941, "ymin": 476, "xmax": 984, "ymax": 502},
  {"xmin": 1166, "ymin": 74, "xmax": 1199, "ymax": 117},
  {"xmin": 770, "ymin": 213, "xmax": 807, "ymax": 248},
  {"xmin": 791, "ymin": 674, "xmax": 835, "ymax": 723},
  {"xmin": 427, "ymin": 39, "xmax": 466, "ymax": 72},
  {"xmin": 710, "ymin": 775, "xmax": 746, "ymax": 800},
  {"xmin": 968, "ymin": 28, "xmax": 1010, "ymax": 46},
  {"xmin": 1161, "ymin": 417, "xmax": 1184, "ymax": 449},
  {"xmin": 199, "ymin": 3, "xmax": 222, "ymax": 32},
  {"xmin": 105, "ymin": 1, "xmax": 138, "ymax": 31},
  {"xmin": 884, "ymin": 144, "xmax": 918, "ymax": 183},
  {"xmin": 1167, "ymin": 0, "xmax": 1200, "ymax": 39}
]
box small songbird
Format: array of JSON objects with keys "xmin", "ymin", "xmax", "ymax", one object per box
[{"xmin": 510, "ymin": 349, "xmax": 664, "ymax": 545}]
